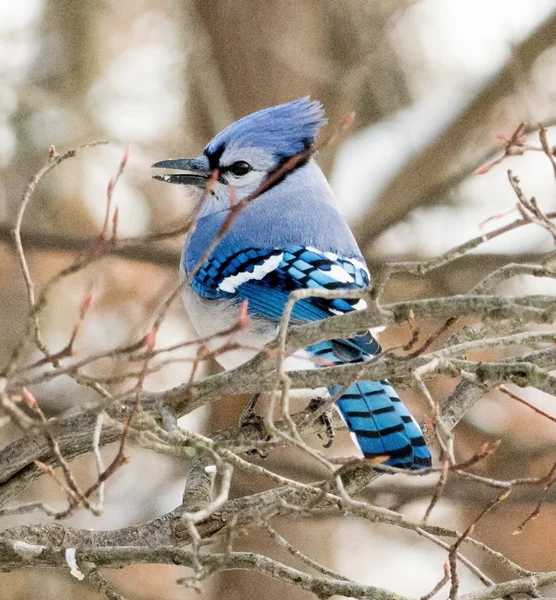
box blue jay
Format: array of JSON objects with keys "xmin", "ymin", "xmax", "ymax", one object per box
[{"xmin": 153, "ymin": 98, "xmax": 431, "ymax": 469}]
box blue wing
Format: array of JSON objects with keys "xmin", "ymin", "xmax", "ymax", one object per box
[
  {"xmin": 193, "ymin": 246, "xmax": 368, "ymax": 314},
  {"xmin": 190, "ymin": 245, "xmax": 431, "ymax": 469},
  {"xmin": 192, "ymin": 245, "xmax": 379, "ymax": 354}
]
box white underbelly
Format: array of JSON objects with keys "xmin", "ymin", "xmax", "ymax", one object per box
[
  {"xmin": 181, "ymin": 285, "xmax": 321, "ymax": 373},
  {"xmin": 181, "ymin": 284, "xmax": 276, "ymax": 370}
]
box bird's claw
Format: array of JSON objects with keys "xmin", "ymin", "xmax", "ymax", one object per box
[
  {"xmin": 240, "ymin": 413, "xmax": 270, "ymax": 459},
  {"xmin": 239, "ymin": 395, "xmax": 270, "ymax": 459},
  {"xmin": 239, "ymin": 408, "xmax": 264, "ymax": 429},
  {"xmin": 309, "ymin": 397, "xmax": 335, "ymax": 449}
]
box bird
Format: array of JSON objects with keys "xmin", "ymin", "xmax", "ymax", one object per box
[{"xmin": 152, "ymin": 97, "xmax": 431, "ymax": 469}]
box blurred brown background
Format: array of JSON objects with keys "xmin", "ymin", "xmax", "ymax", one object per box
[{"xmin": 2, "ymin": 0, "xmax": 556, "ymax": 598}]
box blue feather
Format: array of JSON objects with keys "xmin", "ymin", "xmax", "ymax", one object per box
[
  {"xmin": 205, "ymin": 97, "xmax": 326, "ymax": 161},
  {"xmin": 187, "ymin": 244, "xmax": 432, "ymax": 469},
  {"xmin": 311, "ymin": 340, "xmax": 431, "ymax": 468}
]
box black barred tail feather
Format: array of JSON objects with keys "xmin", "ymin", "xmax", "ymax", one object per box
[
  {"xmin": 333, "ymin": 380, "xmax": 431, "ymax": 469},
  {"xmin": 309, "ymin": 340, "xmax": 431, "ymax": 469}
]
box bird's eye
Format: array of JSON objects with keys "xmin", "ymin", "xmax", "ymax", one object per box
[{"xmin": 228, "ymin": 161, "xmax": 252, "ymax": 177}]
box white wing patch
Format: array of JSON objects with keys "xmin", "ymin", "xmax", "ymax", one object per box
[
  {"xmin": 306, "ymin": 247, "xmax": 370, "ymax": 283},
  {"xmin": 216, "ymin": 247, "xmax": 368, "ymax": 295},
  {"xmin": 325, "ymin": 264, "xmax": 355, "ymax": 284},
  {"xmin": 346, "ymin": 256, "xmax": 371, "ymax": 281},
  {"xmin": 218, "ymin": 253, "xmax": 284, "ymax": 293}
]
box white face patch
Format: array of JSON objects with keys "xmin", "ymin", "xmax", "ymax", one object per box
[
  {"xmin": 210, "ymin": 174, "xmax": 266, "ymax": 204},
  {"xmin": 226, "ymin": 170, "xmax": 266, "ymax": 192},
  {"xmin": 218, "ymin": 253, "xmax": 284, "ymax": 293}
]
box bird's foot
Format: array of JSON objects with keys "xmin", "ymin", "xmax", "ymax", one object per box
[
  {"xmin": 239, "ymin": 394, "xmax": 270, "ymax": 459},
  {"xmin": 238, "ymin": 393, "xmax": 261, "ymax": 427},
  {"xmin": 309, "ymin": 397, "xmax": 335, "ymax": 449}
]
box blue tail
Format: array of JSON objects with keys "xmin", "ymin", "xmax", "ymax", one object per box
[
  {"xmin": 309, "ymin": 341, "xmax": 431, "ymax": 469},
  {"xmin": 333, "ymin": 380, "xmax": 431, "ymax": 469}
]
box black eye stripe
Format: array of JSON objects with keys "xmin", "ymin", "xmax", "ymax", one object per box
[{"xmin": 204, "ymin": 145, "xmax": 225, "ymax": 170}]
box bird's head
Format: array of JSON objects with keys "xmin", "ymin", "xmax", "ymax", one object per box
[{"xmin": 152, "ymin": 97, "xmax": 326, "ymax": 211}]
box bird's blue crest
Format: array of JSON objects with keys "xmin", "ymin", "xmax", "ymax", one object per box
[{"xmin": 205, "ymin": 97, "xmax": 327, "ymax": 161}]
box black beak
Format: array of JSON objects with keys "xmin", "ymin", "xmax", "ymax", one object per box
[{"xmin": 151, "ymin": 157, "xmax": 211, "ymax": 187}]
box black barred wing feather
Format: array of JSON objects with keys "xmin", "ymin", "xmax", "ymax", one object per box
[
  {"xmin": 193, "ymin": 245, "xmax": 370, "ymax": 319},
  {"xmin": 192, "ymin": 245, "xmax": 379, "ymax": 354}
]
